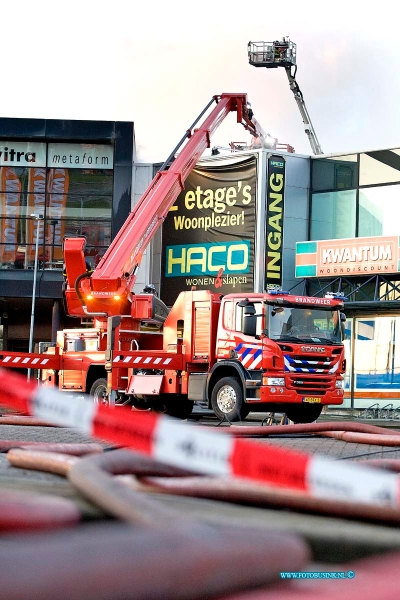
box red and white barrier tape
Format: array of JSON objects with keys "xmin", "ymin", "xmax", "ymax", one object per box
[{"xmin": 0, "ymin": 371, "xmax": 399, "ymax": 506}]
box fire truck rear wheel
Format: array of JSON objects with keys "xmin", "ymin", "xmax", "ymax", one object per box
[
  {"xmin": 90, "ymin": 378, "xmax": 108, "ymax": 406},
  {"xmin": 211, "ymin": 377, "xmax": 246, "ymax": 422},
  {"xmin": 284, "ymin": 404, "xmax": 323, "ymax": 424}
]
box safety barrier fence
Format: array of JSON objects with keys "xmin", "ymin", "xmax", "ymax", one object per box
[{"xmin": 0, "ymin": 370, "xmax": 400, "ymax": 508}]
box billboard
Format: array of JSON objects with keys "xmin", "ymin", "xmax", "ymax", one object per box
[
  {"xmin": 296, "ymin": 235, "xmax": 400, "ymax": 278},
  {"xmin": 161, "ymin": 156, "xmax": 257, "ymax": 306}
]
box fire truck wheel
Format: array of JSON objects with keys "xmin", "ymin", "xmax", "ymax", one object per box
[
  {"xmin": 90, "ymin": 378, "xmax": 108, "ymax": 406},
  {"xmin": 284, "ymin": 404, "xmax": 323, "ymax": 424},
  {"xmin": 211, "ymin": 377, "xmax": 245, "ymax": 422}
]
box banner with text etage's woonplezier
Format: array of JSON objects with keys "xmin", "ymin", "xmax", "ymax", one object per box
[{"xmin": 161, "ymin": 156, "xmax": 257, "ymax": 306}]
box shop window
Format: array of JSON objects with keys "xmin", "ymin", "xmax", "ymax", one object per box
[
  {"xmin": 354, "ymin": 316, "xmax": 400, "ymax": 390},
  {"xmin": 0, "ymin": 167, "xmax": 31, "ymax": 193},
  {"xmin": 310, "ymin": 190, "xmax": 356, "ymax": 241},
  {"xmin": 49, "ymin": 194, "xmax": 112, "ymax": 220},
  {"xmin": 358, "ymin": 184, "xmax": 400, "ymax": 237},
  {"xmin": 311, "ymin": 155, "xmax": 358, "ymax": 192},
  {"xmin": 47, "ymin": 168, "xmax": 113, "ymax": 196}
]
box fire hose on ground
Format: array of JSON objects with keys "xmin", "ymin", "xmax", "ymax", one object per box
[
  {"xmin": 2, "ymin": 370, "xmax": 400, "ymax": 597},
  {"xmin": 3, "ymin": 447, "xmax": 400, "ymax": 599}
]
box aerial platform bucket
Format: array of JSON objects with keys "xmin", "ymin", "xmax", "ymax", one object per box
[{"xmin": 247, "ymin": 38, "xmax": 297, "ymax": 69}]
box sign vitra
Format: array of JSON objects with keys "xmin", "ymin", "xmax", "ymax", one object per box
[{"xmin": 265, "ymin": 156, "xmax": 285, "ymax": 287}]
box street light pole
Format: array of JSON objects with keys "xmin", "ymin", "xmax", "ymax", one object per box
[{"xmin": 28, "ymin": 213, "xmax": 43, "ymax": 381}]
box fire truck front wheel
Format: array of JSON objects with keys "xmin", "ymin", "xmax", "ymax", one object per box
[
  {"xmin": 90, "ymin": 378, "xmax": 108, "ymax": 406},
  {"xmin": 211, "ymin": 377, "xmax": 247, "ymax": 422}
]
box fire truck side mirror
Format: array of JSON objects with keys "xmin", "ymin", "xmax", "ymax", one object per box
[
  {"xmin": 243, "ymin": 303, "xmax": 257, "ymax": 337},
  {"xmin": 340, "ymin": 312, "xmax": 346, "ymax": 322}
]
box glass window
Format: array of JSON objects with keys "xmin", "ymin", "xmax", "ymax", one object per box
[
  {"xmin": 358, "ymin": 184, "xmax": 400, "ymax": 237},
  {"xmin": 268, "ymin": 305, "xmax": 342, "ymax": 343},
  {"xmin": 354, "ymin": 316, "xmax": 400, "ymax": 389},
  {"xmin": 48, "ymin": 168, "xmax": 113, "ymax": 196},
  {"xmin": 359, "ymin": 150, "xmax": 400, "ymax": 186},
  {"xmin": 223, "ymin": 300, "xmax": 234, "ymax": 329},
  {"xmin": 0, "ymin": 163, "xmax": 113, "ymax": 270},
  {"xmin": 312, "ymin": 155, "xmax": 358, "ymax": 192},
  {"xmin": 310, "ymin": 190, "xmax": 356, "ymax": 240},
  {"xmin": 0, "ymin": 167, "xmax": 31, "ymax": 193},
  {"xmin": 49, "ymin": 194, "xmax": 112, "ymax": 220},
  {"xmin": 63, "ymin": 219, "xmax": 111, "ymax": 246}
]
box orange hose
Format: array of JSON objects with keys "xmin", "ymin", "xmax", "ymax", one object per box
[
  {"xmin": 322, "ymin": 430, "xmax": 400, "ymax": 445},
  {"xmin": 137, "ymin": 473, "xmax": 400, "ymax": 525},
  {"xmin": 0, "ymin": 490, "xmax": 80, "ymax": 532},
  {"xmin": 0, "ymin": 441, "xmax": 104, "ymax": 455},
  {"xmin": 228, "ymin": 421, "xmax": 400, "ymax": 437},
  {"xmin": 7, "ymin": 449, "xmax": 79, "ymax": 476},
  {"xmin": 0, "ymin": 521, "xmax": 310, "ymax": 600}
]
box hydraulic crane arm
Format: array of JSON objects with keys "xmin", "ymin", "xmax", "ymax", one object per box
[
  {"xmin": 64, "ymin": 93, "xmax": 263, "ymax": 318},
  {"xmin": 285, "ymin": 66, "xmax": 323, "ymax": 156}
]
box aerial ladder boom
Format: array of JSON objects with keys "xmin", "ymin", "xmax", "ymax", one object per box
[
  {"xmin": 285, "ymin": 67, "xmax": 323, "ymax": 156},
  {"xmin": 63, "ymin": 93, "xmax": 264, "ymax": 318},
  {"xmin": 248, "ymin": 38, "xmax": 323, "ymax": 155}
]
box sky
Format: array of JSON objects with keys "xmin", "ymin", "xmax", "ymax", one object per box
[{"xmin": 2, "ymin": 0, "xmax": 400, "ymax": 163}]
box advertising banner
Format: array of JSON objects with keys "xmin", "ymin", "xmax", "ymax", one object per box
[
  {"xmin": 26, "ymin": 168, "xmax": 47, "ymax": 264},
  {"xmin": 26, "ymin": 168, "xmax": 70, "ymax": 264},
  {"xmin": 46, "ymin": 168, "xmax": 69, "ymax": 261},
  {"xmin": 265, "ymin": 155, "xmax": 285, "ymax": 288},
  {"xmin": 296, "ymin": 235, "xmax": 400, "ymax": 278},
  {"xmin": 161, "ymin": 156, "xmax": 257, "ymax": 306},
  {"xmin": 0, "ymin": 167, "xmax": 22, "ymax": 265}
]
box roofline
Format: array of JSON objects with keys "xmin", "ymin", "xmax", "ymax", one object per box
[{"xmin": 314, "ymin": 145, "xmax": 400, "ymax": 159}]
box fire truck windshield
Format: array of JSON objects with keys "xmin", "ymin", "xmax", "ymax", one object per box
[{"xmin": 267, "ymin": 305, "xmax": 343, "ymax": 344}]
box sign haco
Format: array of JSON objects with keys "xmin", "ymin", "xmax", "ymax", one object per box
[
  {"xmin": 161, "ymin": 156, "xmax": 257, "ymax": 306},
  {"xmin": 295, "ymin": 235, "xmax": 400, "ymax": 277}
]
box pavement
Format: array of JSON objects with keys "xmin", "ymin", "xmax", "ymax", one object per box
[{"xmin": 1, "ymin": 409, "xmax": 400, "ymax": 569}]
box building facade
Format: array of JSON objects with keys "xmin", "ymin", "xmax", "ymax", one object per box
[
  {"xmin": 301, "ymin": 148, "xmax": 400, "ymax": 410},
  {"xmin": 0, "ymin": 118, "xmax": 135, "ymax": 351}
]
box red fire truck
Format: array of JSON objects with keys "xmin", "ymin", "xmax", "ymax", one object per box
[{"xmin": 0, "ymin": 94, "xmax": 346, "ymax": 422}]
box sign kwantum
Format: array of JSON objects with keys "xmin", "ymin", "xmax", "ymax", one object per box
[{"xmin": 296, "ymin": 236, "xmax": 400, "ymax": 278}]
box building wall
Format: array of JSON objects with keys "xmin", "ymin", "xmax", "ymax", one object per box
[{"xmin": 281, "ymin": 153, "xmax": 310, "ymax": 292}]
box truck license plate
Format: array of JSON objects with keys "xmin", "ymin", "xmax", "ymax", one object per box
[{"xmin": 302, "ymin": 397, "xmax": 321, "ymax": 403}]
